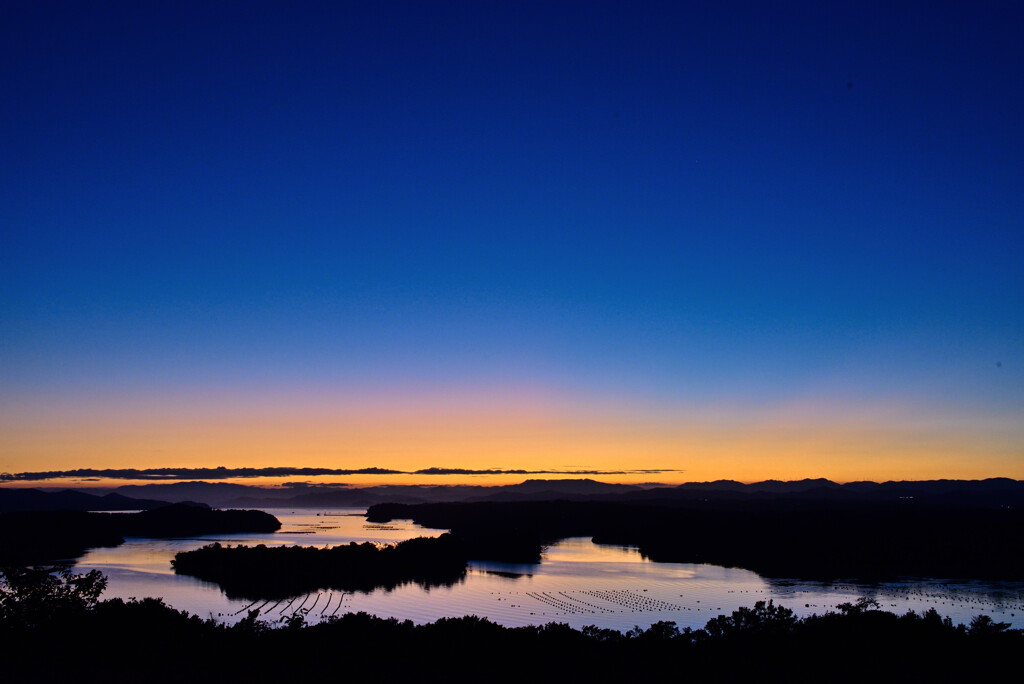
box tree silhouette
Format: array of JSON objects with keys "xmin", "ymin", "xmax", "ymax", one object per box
[
  {"xmin": 0, "ymin": 566, "xmax": 106, "ymax": 627},
  {"xmin": 704, "ymin": 600, "xmax": 797, "ymax": 638}
]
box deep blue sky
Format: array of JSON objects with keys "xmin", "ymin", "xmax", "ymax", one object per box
[{"xmin": 1, "ymin": 2, "xmax": 1022, "ymax": 478}]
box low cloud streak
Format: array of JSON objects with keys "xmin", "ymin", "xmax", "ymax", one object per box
[{"xmin": 0, "ymin": 466, "xmax": 681, "ymax": 482}]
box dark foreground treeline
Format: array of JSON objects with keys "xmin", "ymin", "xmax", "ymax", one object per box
[
  {"xmin": 368, "ymin": 500, "xmax": 1024, "ymax": 580},
  {"xmin": 1, "ymin": 568, "xmax": 1020, "ymax": 684},
  {"xmin": 0, "ymin": 504, "xmax": 281, "ymax": 564}
]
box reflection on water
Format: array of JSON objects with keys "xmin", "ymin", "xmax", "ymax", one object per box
[{"xmin": 74, "ymin": 508, "xmax": 1024, "ymax": 630}]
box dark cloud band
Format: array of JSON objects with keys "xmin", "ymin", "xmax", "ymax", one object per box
[{"xmin": 0, "ymin": 466, "xmax": 681, "ymax": 481}]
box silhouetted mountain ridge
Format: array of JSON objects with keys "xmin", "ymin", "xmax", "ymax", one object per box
[
  {"xmin": 0, "ymin": 504, "xmax": 281, "ymax": 564},
  {"xmin": 89, "ymin": 478, "xmax": 647, "ymax": 507},
  {"xmin": 12, "ymin": 477, "xmax": 1021, "ymax": 509},
  {"xmin": 465, "ymin": 478, "xmax": 641, "ymax": 502},
  {"xmin": 667, "ymin": 477, "xmax": 1024, "ymax": 503},
  {"xmin": 0, "ymin": 487, "xmax": 179, "ymax": 513},
  {"xmin": 368, "ymin": 497, "xmax": 1024, "ymax": 580}
]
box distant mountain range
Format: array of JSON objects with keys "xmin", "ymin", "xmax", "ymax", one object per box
[
  {"xmin": 98, "ymin": 479, "xmax": 643, "ymax": 508},
  {"xmin": 675, "ymin": 478, "xmax": 841, "ymax": 493},
  {"xmin": 0, "ymin": 504, "xmax": 280, "ymax": 564},
  {"xmin": 0, "ymin": 488, "xmax": 185, "ymax": 513},
  {"xmin": 674, "ymin": 477, "xmax": 1024, "ymax": 503},
  {"xmin": 4, "ymin": 477, "xmax": 1023, "ymax": 512}
]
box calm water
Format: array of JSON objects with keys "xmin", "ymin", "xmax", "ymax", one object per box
[{"xmin": 75, "ymin": 508, "xmax": 1024, "ymax": 631}]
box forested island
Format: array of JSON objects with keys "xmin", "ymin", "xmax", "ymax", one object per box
[
  {"xmin": 1, "ymin": 567, "xmax": 1020, "ymax": 683},
  {"xmin": 172, "ymin": 535, "xmax": 469, "ymax": 599},
  {"xmin": 0, "ymin": 504, "xmax": 281, "ymax": 564},
  {"xmin": 367, "ymin": 499, "xmax": 1024, "ymax": 580},
  {"xmin": 171, "ymin": 526, "xmax": 545, "ymax": 599}
]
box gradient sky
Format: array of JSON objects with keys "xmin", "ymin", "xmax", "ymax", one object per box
[{"xmin": 1, "ymin": 1, "xmax": 1022, "ymax": 485}]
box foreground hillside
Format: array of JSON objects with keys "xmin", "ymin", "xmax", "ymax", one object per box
[{"xmin": 1, "ymin": 567, "xmax": 1020, "ymax": 683}]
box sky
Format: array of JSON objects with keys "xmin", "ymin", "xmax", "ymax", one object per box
[{"xmin": 1, "ymin": 1, "xmax": 1022, "ymax": 486}]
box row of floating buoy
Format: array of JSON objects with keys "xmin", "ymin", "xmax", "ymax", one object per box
[
  {"xmin": 523, "ymin": 592, "xmax": 607, "ymax": 615},
  {"xmin": 789, "ymin": 584, "xmax": 1024, "ymax": 616},
  {"xmin": 490, "ymin": 589, "xmax": 685, "ymax": 616},
  {"xmin": 583, "ymin": 589, "xmax": 682, "ymax": 612},
  {"xmin": 215, "ymin": 582, "xmax": 1024, "ymax": 624},
  {"xmin": 219, "ymin": 591, "xmax": 352, "ymax": 621}
]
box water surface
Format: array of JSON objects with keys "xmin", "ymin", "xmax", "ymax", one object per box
[{"xmin": 75, "ymin": 508, "xmax": 1024, "ymax": 630}]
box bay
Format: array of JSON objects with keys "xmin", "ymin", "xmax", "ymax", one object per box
[{"xmin": 74, "ymin": 508, "xmax": 1024, "ymax": 631}]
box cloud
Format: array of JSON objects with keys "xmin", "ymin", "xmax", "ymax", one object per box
[{"xmin": 0, "ymin": 466, "xmax": 682, "ymax": 481}]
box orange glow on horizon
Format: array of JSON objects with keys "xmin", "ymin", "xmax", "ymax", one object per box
[{"xmin": 2, "ymin": 388, "xmax": 1022, "ymax": 487}]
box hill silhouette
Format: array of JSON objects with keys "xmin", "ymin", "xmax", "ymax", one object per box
[
  {"xmin": 0, "ymin": 488, "xmax": 177, "ymax": 513},
  {"xmin": 0, "ymin": 504, "xmax": 281, "ymax": 564},
  {"xmin": 2, "ymin": 567, "xmax": 1021, "ymax": 683},
  {"xmin": 368, "ymin": 498, "xmax": 1024, "ymax": 581},
  {"xmin": 71, "ymin": 477, "xmax": 1024, "ymax": 509},
  {"xmin": 97, "ymin": 478, "xmax": 646, "ymax": 508}
]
